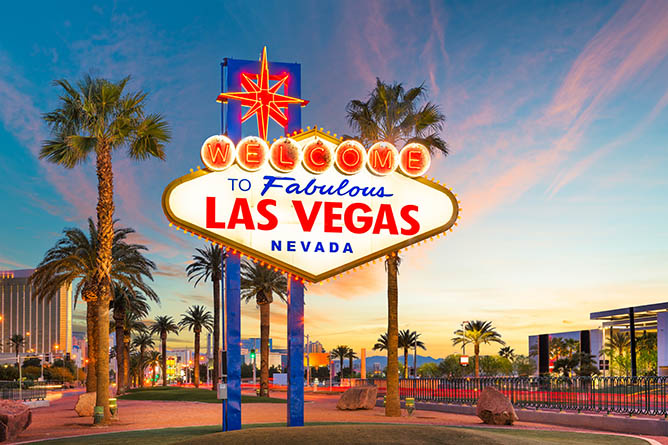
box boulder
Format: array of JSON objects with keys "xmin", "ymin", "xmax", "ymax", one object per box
[
  {"xmin": 75, "ymin": 392, "xmax": 96, "ymax": 417},
  {"xmin": 476, "ymin": 386, "xmax": 519, "ymax": 425},
  {"xmin": 336, "ymin": 386, "xmax": 378, "ymax": 410},
  {"xmin": 0, "ymin": 400, "xmax": 31, "ymax": 442}
]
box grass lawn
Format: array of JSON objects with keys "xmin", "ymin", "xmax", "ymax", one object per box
[
  {"xmin": 35, "ymin": 424, "xmax": 649, "ymax": 445},
  {"xmin": 118, "ymin": 386, "xmax": 285, "ymax": 404}
]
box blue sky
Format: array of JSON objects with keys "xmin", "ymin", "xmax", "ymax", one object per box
[{"xmin": 1, "ymin": 0, "xmax": 667, "ymax": 356}]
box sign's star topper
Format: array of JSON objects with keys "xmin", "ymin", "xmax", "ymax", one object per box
[{"xmin": 217, "ymin": 47, "xmax": 309, "ymax": 140}]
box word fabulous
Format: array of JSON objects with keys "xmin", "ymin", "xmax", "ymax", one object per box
[{"xmin": 200, "ymin": 135, "xmax": 431, "ymax": 178}]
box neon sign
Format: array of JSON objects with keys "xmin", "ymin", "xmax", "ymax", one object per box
[
  {"xmin": 163, "ymin": 128, "xmax": 459, "ymax": 283},
  {"xmin": 217, "ymin": 47, "xmax": 309, "ymax": 141}
]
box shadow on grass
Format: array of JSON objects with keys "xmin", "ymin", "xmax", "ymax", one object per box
[{"xmin": 118, "ymin": 386, "xmax": 285, "ymax": 404}]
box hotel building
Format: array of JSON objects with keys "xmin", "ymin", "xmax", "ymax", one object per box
[{"xmin": 0, "ymin": 269, "xmax": 72, "ymax": 356}]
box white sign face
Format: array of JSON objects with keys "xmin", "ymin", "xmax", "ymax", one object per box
[{"xmin": 163, "ymin": 130, "xmax": 458, "ymax": 282}]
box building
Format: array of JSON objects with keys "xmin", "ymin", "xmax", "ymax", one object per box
[
  {"xmin": 306, "ymin": 340, "xmax": 324, "ymax": 353},
  {"xmin": 241, "ymin": 337, "xmax": 272, "ymax": 351},
  {"xmin": 529, "ymin": 302, "xmax": 668, "ymax": 376},
  {"xmin": 0, "ymin": 269, "xmax": 72, "ymax": 357}
]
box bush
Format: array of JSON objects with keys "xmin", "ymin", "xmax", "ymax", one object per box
[
  {"xmin": 0, "ymin": 365, "xmax": 19, "ymax": 380},
  {"xmin": 23, "ymin": 366, "xmax": 42, "ymax": 379},
  {"xmin": 46, "ymin": 366, "xmax": 74, "ymax": 382}
]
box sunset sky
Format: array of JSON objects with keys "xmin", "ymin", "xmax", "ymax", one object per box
[{"xmin": 1, "ymin": 1, "xmax": 668, "ymax": 358}]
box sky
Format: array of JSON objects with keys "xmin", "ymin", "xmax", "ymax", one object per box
[{"xmin": 1, "ymin": 0, "xmax": 668, "ymax": 358}]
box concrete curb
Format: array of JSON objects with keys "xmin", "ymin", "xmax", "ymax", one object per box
[{"xmin": 375, "ymin": 400, "xmax": 668, "ymax": 436}]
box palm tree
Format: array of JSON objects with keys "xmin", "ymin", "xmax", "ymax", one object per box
[
  {"xmin": 186, "ymin": 244, "xmax": 225, "ymax": 390},
  {"xmin": 110, "ymin": 284, "xmax": 153, "ymax": 393},
  {"xmin": 347, "ymin": 79, "xmax": 447, "ymax": 416},
  {"xmin": 602, "ymin": 331, "xmax": 631, "ymax": 375},
  {"xmin": 549, "ymin": 337, "xmax": 567, "ymax": 360},
  {"xmin": 373, "ymin": 333, "xmax": 388, "ymax": 352},
  {"xmin": 564, "ymin": 338, "xmax": 580, "ymax": 357},
  {"xmin": 452, "ymin": 321, "xmax": 505, "ymax": 377},
  {"xmin": 331, "ymin": 345, "xmax": 349, "ymax": 380},
  {"xmin": 42, "ymin": 75, "xmax": 170, "ymax": 423},
  {"xmin": 398, "ymin": 330, "xmax": 425, "ymax": 378},
  {"xmin": 146, "ymin": 350, "xmax": 161, "ymax": 386},
  {"xmin": 132, "ymin": 332, "xmax": 155, "ymax": 387},
  {"xmin": 30, "ymin": 218, "xmax": 157, "ymax": 394},
  {"xmin": 240, "ymin": 261, "xmax": 287, "ymax": 397},
  {"xmin": 150, "ymin": 316, "xmax": 179, "ymax": 386},
  {"xmin": 345, "ymin": 348, "xmax": 358, "ymax": 378},
  {"xmin": 499, "ymin": 346, "xmax": 515, "ymax": 360},
  {"xmin": 8, "ymin": 335, "xmax": 25, "ymax": 361},
  {"xmin": 178, "ymin": 305, "xmax": 213, "ymax": 388}
]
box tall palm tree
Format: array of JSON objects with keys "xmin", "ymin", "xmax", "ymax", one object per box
[
  {"xmin": 110, "ymin": 284, "xmax": 153, "ymax": 393},
  {"xmin": 8, "ymin": 335, "xmax": 25, "ymax": 361},
  {"xmin": 178, "ymin": 305, "xmax": 213, "ymax": 388},
  {"xmin": 330, "ymin": 346, "xmax": 350, "ymax": 380},
  {"xmin": 499, "ymin": 346, "xmax": 515, "ymax": 360},
  {"xmin": 345, "ymin": 348, "xmax": 358, "ymax": 378},
  {"xmin": 42, "ymin": 75, "xmax": 170, "ymax": 423},
  {"xmin": 549, "ymin": 337, "xmax": 567, "ymax": 360},
  {"xmin": 347, "ymin": 79, "xmax": 447, "ymax": 416},
  {"xmin": 132, "ymin": 332, "xmax": 155, "ymax": 387},
  {"xmin": 398, "ymin": 330, "xmax": 425, "ymax": 378},
  {"xmin": 146, "ymin": 350, "xmax": 161, "ymax": 386},
  {"xmin": 186, "ymin": 244, "xmax": 225, "ymax": 390},
  {"xmin": 602, "ymin": 331, "xmax": 631, "ymax": 375},
  {"xmin": 373, "ymin": 333, "xmax": 388, "ymax": 352},
  {"xmin": 150, "ymin": 316, "xmax": 179, "ymax": 386},
  {"xmin": 240, "ymin": 261, "xmax": 287, "ymax": 397},
  {"xmin": 30, "ymin": 218, "xmax": 156, "ymax": 394},
  {"xmin": 452, "ymin": 320, "xmax": 505, "ymax": 377}
]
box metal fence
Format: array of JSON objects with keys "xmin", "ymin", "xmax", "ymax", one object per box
[
  {"xmin": 0, "ymin": 388, "xmax": 47, "ymax": 401},
  {"xmin": 353, "ymin": 376, "xmax": 668, "ymax": 417}
]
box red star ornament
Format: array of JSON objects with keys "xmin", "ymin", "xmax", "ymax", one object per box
[{"xmin": 217, "ymin": 47, "xmax": 309, "ymax": 140}]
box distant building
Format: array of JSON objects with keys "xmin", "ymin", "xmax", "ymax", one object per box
[
  {"xmin": 241, "ymin": 337, "xmax": 272, "ymax": 351},
  {"xmin": 306, "ymin": 340, "xmax": 324, "ymax": 353},
  {"xmin": 0, "ymin": 269, "xmax": 72, "ymax": 356}
]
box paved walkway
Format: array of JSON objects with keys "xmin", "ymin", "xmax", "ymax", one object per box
[{"xmin": 13, "ymin": 390, "xmax": 668, "ymax": 444}]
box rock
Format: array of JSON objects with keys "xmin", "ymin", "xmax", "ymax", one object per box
[
  {"xmin": 75, "ymin": 392, "xmax": 96, "ymax": 417},
  {"xmin": 476, "ymin": 386, "xmax": 519, "ymax": 425},
  {"xmin": 336, "ymin": 386, "xmax": 378, "ymax": 410},
  {"xmin": 0, "ymin": 400, "xmax": 31, "ymax": 442}
]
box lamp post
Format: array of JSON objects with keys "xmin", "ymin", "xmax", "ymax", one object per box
[{"xmin": 305, "ymin": 334, "xmax": 310, "ymax": 386}]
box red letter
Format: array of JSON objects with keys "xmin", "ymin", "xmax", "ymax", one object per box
[
  {"xmin": 206, "ymin": 197, "xmax": 226, "ymax": 228},
  {"xmin": 324, "ymin": 202, "xmax": 343, "ymax": 233},
  {"xmin": 257, "ymin": 199, "xmax": 278, "ymax": 230},
  {"xmin": 400, "ymin": 205, "xmax": 420, "ymax": 235},
  {"xmin": 227, "ymin": 198, "xmax": 255, "ymax": 230},
  {"xmin": 293, "ymin": 201, "xmax": 322, "ymax": 232},
  {"xmin": 372, "ymin": 204, "xmax": 399, "ymax": 234},
  {"xmin": 344, "ymin": 203, "xmax": 373, "ymax": 234}
]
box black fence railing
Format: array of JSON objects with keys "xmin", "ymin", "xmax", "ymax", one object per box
[
  {"xmin": 0, "ymin": 388, "xmax": 47, "ymax": 401},
  {"xmin": 353, "ymin": 376, "xmax": 668, "ymax": 417}
]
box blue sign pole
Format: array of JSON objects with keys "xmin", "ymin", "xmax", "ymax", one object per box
[
  {"xmin": 287, "ymin": 276, "xmax": 305, "ymax": 427},
  {"xmin": 225, "ymin": 252, "xmax": 242, "ymax": 430}
]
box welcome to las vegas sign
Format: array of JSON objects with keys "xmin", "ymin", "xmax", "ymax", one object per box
[{"xmin": 162, "ymin": 129, "xmax": 460, "ymax": 283}]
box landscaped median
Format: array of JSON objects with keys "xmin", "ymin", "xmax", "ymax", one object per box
[
  {"xmin": 118, "ymin": 386, "xmax": 285, "ymax": 404},
  {"xmin": 29, "ymin": 423, "xmax": 651, "ymax": 445}
]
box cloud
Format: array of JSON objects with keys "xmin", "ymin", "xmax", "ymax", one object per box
[
  {"xmin": 154, "ymin": 262, "xmax": 186, "ymax": 278},
  {"xmin": 0, "ymin": 257, "xmax": 30, "ymax": 269}
]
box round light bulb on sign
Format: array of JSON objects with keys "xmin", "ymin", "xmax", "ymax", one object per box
[
  {"xmin": 236, "ymin": 136, "xmax": 269, "ymax": 171},
  {"xmin": 302, "ymin": 139, "xmax": 333, "ymax": 174},
  {"xmin": 201, "ymin": 135, "xmax": 236, "ymax": 171},
  {"xmin": 367, "ymin": 141, "xmax": 399, "ymax": 176},
  {"xmin": 269, "ymin": 137, "xmax": 301, "ymax": 173},
  {"xmin": 398, "ymin": 143, "xmax": 431, "ymax": 177},
  {"xmin": 334, "ymin": 140, "xmax": 367, "ymax": 175}
]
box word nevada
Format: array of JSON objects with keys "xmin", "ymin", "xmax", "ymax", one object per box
[{"xmin": 200, "ymin": 134, "xmax": 431, "ymax": 177}]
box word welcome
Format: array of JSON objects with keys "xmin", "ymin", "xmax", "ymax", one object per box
[{"xmin": 200, "ymin": 135, "xmax": 431, "ymax": 177}]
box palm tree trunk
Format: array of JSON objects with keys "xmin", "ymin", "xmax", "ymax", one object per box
[
  {"xmin": 86, "ymin": 301, "xmax": 97, "ymax": 393},
  {"xmin": 385, "ymin": 255, "xmax": 400, "ymax": 416},
  {"xmin": 260, "ymin": 302, "xmax": 270, "ymax": 397},
  {"xmin": 161, "ymin": 335, "xmax": 168, "ymax": 386},
  {"xmin": 94, "ymin": 145, "xmax": 114, "ymax": 424},
  {"xmin": 113, "ymin": 309, "xmax": 125, "ymax": 394},
  {"xmin": 123, "ymin": 331, "xmax": 130, "ymax": 391},
  {"xmin": 349, "ymin": 355, "xmax": 353, "ymax": 378},
  {"xmin": 340, "ymin": 357, "xmax": 344, "ymax": 380},
  {"xmin": 474, "ymin": 344, "xmax": 480, "ymax": 378},
  {"xmin": 194, "ymin": 331, "xmax": 201, "ymax": 388},
  {"xmin": 139, "ymin": 346, "xmax": 146, "ymax": 388},
  {"xmin": 403, "ymin": 348, "xmax": 408, "ymax": 378},
  {"xmin": 212, "ymin": 271, "xmax": 220, "ymax": 390}
]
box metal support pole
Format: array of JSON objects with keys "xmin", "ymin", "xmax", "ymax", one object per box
[
  {"xmin": 225, "ymin": 253, "xmax": 241, "ymax": 430},
  {"xmin": 287, "ymin": 277, "xmax": 304, "ymax": 427},
  {"xmin": 630, "ymin": 307, "xmax": 637, "ymax": 377},
  {"xmin": 306, "ymin": 334, "xmax": 310, "ymax": 386}
]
